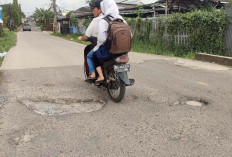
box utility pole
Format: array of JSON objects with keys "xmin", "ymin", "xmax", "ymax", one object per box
[
  {"xmin": 165, "ymin": 0, "xmax": 168, "ymax": 38},
  {"xmin": 152, "ymin": 5, "xmax": 155, "ymax": 17},
  {"xmin": 165, "ymin": 0, "xmax": 168, "ymax": 18},
  {"xmin": 52, "ymin": 0, "xmax": 58, "ymax": 33}
]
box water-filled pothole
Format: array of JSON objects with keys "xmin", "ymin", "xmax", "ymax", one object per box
[
  {"xmin": 174, "ymin": 98, "xmax": 209, "ymax": 107},
  {"xmin": 18, "ymin": 98, "xmax": 105, "ymax": 116},
  {"xmin": 185, "ymin": 100, "xmax": 204, "ymax": 106}
]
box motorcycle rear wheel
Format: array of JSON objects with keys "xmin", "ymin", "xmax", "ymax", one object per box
[{"xmin": 107, "ymin": 78, "xmax": 126, "ymax": 102}]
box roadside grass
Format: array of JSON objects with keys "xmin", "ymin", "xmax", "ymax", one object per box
[
  {"xmin": 51, "ymin": 33, "xmax": 90, "ymax": 45},
  {"xmin": 132, "ymin": 38, "xmax": 196, "ymax": 59},
  {"xmin": 0, "ymin": 29, "xmax": 17, "ymax": 66},
  {"xmin": 0, "ymin": 58, "xmax": 3, "ymax": 67}
]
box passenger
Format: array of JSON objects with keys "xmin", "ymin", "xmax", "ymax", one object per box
[
  {"xmin": 78, "ymin": 0, "xmax": 103, "ymax": 80},
  {"xmin": 93, "ymin": 0, "xmax": 127, "ymax": 84}
]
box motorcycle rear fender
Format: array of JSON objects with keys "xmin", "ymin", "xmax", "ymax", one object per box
[{"xmin": 118, "ymin": 72, "xmax": 131, "ymax": 86}]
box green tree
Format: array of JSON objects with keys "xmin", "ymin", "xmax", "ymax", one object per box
[
  {"xmin": 229, "ymin": 0, "xmax": 232, "ymax": 5},
  {"xmin": 12, "ymin": 0, "xmax": 22, "ymax": 28},
  {"xmin": 66, "ymin": 11, "xmax": 72, "ymax": 18},
  {"xmin": 1, "ymin": 3, "xmax": 24, "ymax": 31},
  {"xmin": 33, "ymin": 8, "xmax": 53, "ymax": 30},
  {"xmin": 2, "ymin": 4, "xmax": 12, "ymax": 30},
  {"xmin": 82, "ymin": 17, "xmax": 91, "ymax": 28},
  {"xmin": 65, "ymin": 11, "xmax": 79, "ymax": 27},
  {"xmin": 21, "ymin": 12, "xmax": 26, "ymax": 19}
]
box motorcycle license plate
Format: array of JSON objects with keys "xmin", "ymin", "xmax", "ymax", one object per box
[{"xmin": 114, "ymin": 64, "xmax": 130, "ymax": 73}]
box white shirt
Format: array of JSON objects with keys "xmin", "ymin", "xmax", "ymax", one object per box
[{"xmin": 85, "ymin": 14, "xmax": 103, "ymax": 37}]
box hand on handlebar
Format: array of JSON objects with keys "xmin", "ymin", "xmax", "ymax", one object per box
[{"xmin": 78, "ymin": 36, "xmax": 83, "ymax": 41}]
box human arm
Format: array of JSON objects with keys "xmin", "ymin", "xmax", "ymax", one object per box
[
  {"xmin": 78, "ymin": 35, "xmax": 88, "ymax": 41},
  {"xmin": 97, "ymin": 20, "xmax": 109, "ymax": 44},
  {"xmin": 78, "ymin": 18, "xmax": 97, "ymax": 41},
  {"xmin": 93, "ymin": 20, "xmax": 109, "ymax": 51}
]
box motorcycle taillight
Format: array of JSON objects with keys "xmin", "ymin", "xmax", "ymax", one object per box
[{"xmin": 116, "ymin": 55, "xmax": 129, "ymax": 63}]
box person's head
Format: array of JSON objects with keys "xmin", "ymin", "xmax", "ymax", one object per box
[
  {"xmin": 89, "ymin": 0, "xmax": 103, "ymax": 17},
  {"xmin": 100, "ymin": 0, "xmax": 119, "ymax": 17}
]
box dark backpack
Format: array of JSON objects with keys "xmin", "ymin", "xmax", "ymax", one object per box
[{"xmin": 104, "ymin": 16, "xmax": 132, "ymax": 54}]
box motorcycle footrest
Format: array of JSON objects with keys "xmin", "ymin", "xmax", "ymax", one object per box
[{"xmin": 127, "ymin": 79, "xmax": 135, "ymax": 86}]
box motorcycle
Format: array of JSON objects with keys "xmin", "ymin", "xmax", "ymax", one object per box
[{"xmin": 84, "ymin": 37, "xmax": 134, "ymax": 102}]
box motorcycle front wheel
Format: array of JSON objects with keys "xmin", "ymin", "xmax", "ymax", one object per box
[
  {"xmin": 84, "ymin": 64, "xmax": 88, "ymax": 78},
  {"xmin": 107, "ymin": 78, "xmax": 126, "ymax": 103}
]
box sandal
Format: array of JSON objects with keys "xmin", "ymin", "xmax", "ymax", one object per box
[
  {"xmin": 86, "ymin": 76, "xmax": 96, "ymax": 80},
  {"xmin": 85, "ymin": 76, "xmax": 96, "ymax": 83},
  {"xmin": 95, "ymin": 80, "xmax": 104, "ymax": 86}
]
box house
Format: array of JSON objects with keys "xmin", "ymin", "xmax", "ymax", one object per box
[
  {"xmin": 57, "ymin": 7, "xmax": 92, "ymax": 34},
  {"xmin": 117, "ymin": 0, "xmax": 230, "ymax": 17},
  {"xmin": 72, "ymin": 7, "xmax": 92, "ymax": 25},
  {"xmin": 117, "ymin": 3, "xmax": 157, "ymax": 17},
  {"xmin": 57, "ymin": 0, "xmax": 230, "ymax": 34},
  {"xmin": 57, "ymin": 16, "xmax": 69, "ymax": 34},
  {"xmin": 156, "ymin": 0, "xmax": 229, "ymax": 14}
]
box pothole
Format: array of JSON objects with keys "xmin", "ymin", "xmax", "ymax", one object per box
[
  {"xmin": 174, "ymin": 98, "xmax": 208, "ymax": 107},
  {"xmin": 10, "ymin": 133, "xmax": 36, "ymax": 145},
  {"xmin": 185, "ymin": 100, "xmax": 204, "ymax": 106},
  {"xmin": 18, "ymin": 98, "xmax": 105, "ymax": 116}
]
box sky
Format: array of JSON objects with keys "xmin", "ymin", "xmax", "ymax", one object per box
[
  {"xmin": 0, "ymin": 0, "xmax": 88, "ymax": 16},
  {"xmin": 0, "ymin": 0, "xmax": 157, "ymax": 17}
]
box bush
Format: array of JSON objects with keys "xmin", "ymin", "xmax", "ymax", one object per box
[
  {"xmin": 0, "ymin": 29, "xmax": 17, "ymax": 53},
  {"xmin": 167, "ymin": 9, "xmax": 230, "ymax": 56},
  {"xmin": 0, "ymin": 24, "xmax": 3, "ymax": 37},
  {"xmin": 0, "ymin": 29, "xmax": 17, "ymax": 66},
  {"xmin": 82, "ymin": 18, "xmax": 92, "ymax": 29},
  {"xmin": 125, "ymin": 9, "xmax": 231, "ymax": 58}
]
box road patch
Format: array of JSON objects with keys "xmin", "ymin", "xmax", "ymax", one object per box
[{"xmin": 18, "ymin": 98, "xmax": 105, "ymax": 116}]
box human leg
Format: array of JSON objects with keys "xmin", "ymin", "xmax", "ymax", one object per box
[
  {"xmin": 96, "ymin": 67, "xmax": 104, "ymax": 82},
  {"xmin": 87, "ymin": 49, "xmax": 96, "ymax": 78},
  {"xmin": 93, "ymin": 53, "xmax": 104, "ymax": 82}
]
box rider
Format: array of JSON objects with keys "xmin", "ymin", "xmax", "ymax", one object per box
[
  {"xmin": 78, "ymin": 0, "xmax": 103, "ymax": 80},
  {"xmin": 93, "ymin": 0, "xmax": 127, "ymax": 84}
]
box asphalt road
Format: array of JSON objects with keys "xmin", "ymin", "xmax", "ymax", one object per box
[{"xmin": 0, "ymin": 25, "xmax": 232, "ymax": 156}]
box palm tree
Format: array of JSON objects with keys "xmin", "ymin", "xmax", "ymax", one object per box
[{"xmin": 33, "ymin": 8, "xmax": 53, "ymax": 30}]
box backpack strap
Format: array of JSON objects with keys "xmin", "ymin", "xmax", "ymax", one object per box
[
  {"xmin": 104, "ymin": 15, "xmax": 113, "ymax": 19},
  {"xmin": 103, "ymin": 15, "xmax": 113, "ymax": 33},
  {"xmin": 103, "ymin": 15, "xmax": 113, "ymax": 23}
]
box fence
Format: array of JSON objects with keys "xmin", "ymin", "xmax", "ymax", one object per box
[
  {"xmin": 163, "ymin": 31, "xmax": 189, "ymax": 46},
  {"xmin": 136, "ymin": 14, "xmax": 231, "ymax": 54},
  {"xmin": 225, "ymin": 7, "xmax": 232, "ymax": 56},
  {"xmin": 135, "ymin": 17, "xmax": 190, "ymax": 46}
]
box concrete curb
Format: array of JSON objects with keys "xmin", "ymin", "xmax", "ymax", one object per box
[{"xmin": 195, "ymin": 53, "xmax": 232, "ymax": 66}]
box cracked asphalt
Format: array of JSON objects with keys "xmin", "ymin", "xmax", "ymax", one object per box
[{"xmin": 0, "ymin": 23, "xmax": 232, "ymax": 156}]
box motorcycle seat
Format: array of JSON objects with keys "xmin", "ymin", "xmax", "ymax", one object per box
[{"xmin": 103, "ymin": 53, "xmax": 128, "ymax": 66}]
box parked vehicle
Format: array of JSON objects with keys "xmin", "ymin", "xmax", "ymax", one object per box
[
  {"xmin": 23, "ymin": 23, "xmax": 31, "ymax": 31},
  {"xmin": 84, "ymin": 37, "xmax": 134, "ymax": 102}
]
